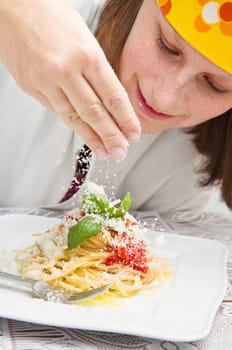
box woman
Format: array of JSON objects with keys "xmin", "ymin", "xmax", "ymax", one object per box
[{"xmin": 0, "ymin": 0, "xmax": 231, "ymax": 212}]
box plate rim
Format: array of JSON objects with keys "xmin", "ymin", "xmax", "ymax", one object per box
[{"xmin": 0, "ymin": 213, "xmax": 228, "ymax": 342}]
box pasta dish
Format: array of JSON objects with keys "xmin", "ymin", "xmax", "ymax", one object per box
[{"xmin": 17, "ymin": 182, "xmax": 169, "ymax": 299}]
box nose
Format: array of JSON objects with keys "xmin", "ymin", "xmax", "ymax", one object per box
[{"xmin": 149, "ymin": 72, "xmax": 189, "ymax": 115}]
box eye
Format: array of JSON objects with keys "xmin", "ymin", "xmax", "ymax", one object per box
[
  {"xmin": 204, "ymin": 75, "xmax": 229, "ymax": 95},
  {"xmin": 157, "ymin": 36, "xmax": 179, "ymax": 56}
]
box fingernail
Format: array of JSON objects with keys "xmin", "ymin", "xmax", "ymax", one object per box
[
  {"xmin": 111, "ymin": 147, "xmax": 126, "ymax": 161},
  {"xmin": 127, "ymin": 132, "xmax": 140, "ymax": 143},
  {"xmin": 94, "ymin": 146, "xmax": 109, "ymax": 159}
]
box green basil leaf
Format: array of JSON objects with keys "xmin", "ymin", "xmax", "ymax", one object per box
[
  {"xmin": 67, "ymin": 216, "xmax": 102, "ymax": 249},
  {"xmin": 110, "ymin": 192, "xmax": 132, "ymax": 218},
  {"xmin": 82, "ymin": 193, "xmax": 110, "ymax": 216}
]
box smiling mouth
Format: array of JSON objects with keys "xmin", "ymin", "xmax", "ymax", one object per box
[{"xmin": 137, "ymin": 84, "xmax": 175, "ymax": 121}]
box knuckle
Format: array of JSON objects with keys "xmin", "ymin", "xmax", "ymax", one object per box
[
  {"xmin": 48, "ymin": 49, "xmax": 97, "ymax": 82},
  {"xmin": 102, "ymin": 132, "xmax": 122, "ymax": 145},
  {"xmin": 120, "ymin": 117, "xmax": 136, "ymax": 130},
  {"xmin": 79, "ymin": 45, "xmax": 98, "ymax": 67},
  {"xmin": 41, "ymin": 45, "xmax": 100, "ymax": 82},
  {"xmin": 81, "ymin": 102, "xmax": 105, "ymax": 123},
  {"xmin": 48, "ymin": 56, "xmax": 72, "ymax": 80},
  {"xmin": 42, "ymin": 52, "xmax": 75, "ymax": 82},
  {"xmin": 60, "ymin": 110, "xmax": 80, "ymax": 125},
  {"xmin": 105, "ymin": 91, "xmax": 127, "ymax": 111}
]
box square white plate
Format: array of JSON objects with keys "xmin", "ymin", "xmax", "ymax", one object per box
[{"xmin": 0, "ymin": 214, "xmax": 228, "ymax": 342}]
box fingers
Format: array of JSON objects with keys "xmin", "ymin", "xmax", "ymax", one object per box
[
  {"xmin": 63, "ymin": 77, "xmax": 129, "ymax": 160},
  {"xmin": 36, "ymin": 58, "xmax": 140, "ymax": 161},
  {"xmin": 42, "ymin": 86, "xmax": 110, "ymax": 159},
  {"xmin": 84, "ymin": 51, "xmax": 141, "ymax": 142},
  {"xmin": 61, "ymin": 47, "xmax": 141, "ymax": 160},
  {"xmin": 1, "ymin": 0, "xmax": 140, "ymax": 161}
]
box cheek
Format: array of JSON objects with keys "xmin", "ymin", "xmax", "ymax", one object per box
[
  {"xmin": 119, "ymin": 37, "xmax": 158, "ymax": 84},
  {"xmin": 119, "ymin": 1, "xmax": 163, "ymax": 84},
  {"xmin": 188, "ymin": 98, "xmax": 232, "ymax": 126}
]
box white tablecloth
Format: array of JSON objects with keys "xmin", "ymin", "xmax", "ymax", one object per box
[{"xmin": 0, "ymin": 208, "xmax": 231, "ymax": 350}]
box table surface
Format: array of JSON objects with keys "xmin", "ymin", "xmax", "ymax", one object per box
[{"xmin": 0, "ymin": 207, "xmax": 231, "ymax": 350}]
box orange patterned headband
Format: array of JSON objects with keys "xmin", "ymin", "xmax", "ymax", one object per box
[{"xmin": 157, "ymin": 0, "xmax": 232, "ymax": 74}]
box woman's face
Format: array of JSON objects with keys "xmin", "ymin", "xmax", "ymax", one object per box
[{"xmin": 119, "ymin": 0, "xmax": 232, "ymax": 133}]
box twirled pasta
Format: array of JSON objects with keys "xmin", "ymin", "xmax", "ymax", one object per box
[{"xmin": 17, "ymin": 184, "xmax": 170, "ymax": 299}]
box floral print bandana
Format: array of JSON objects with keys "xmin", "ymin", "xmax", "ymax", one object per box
[{"xmin": 157, "ymin": 0, "xmax": 232, "ymax": 74}]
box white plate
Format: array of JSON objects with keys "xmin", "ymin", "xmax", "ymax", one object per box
[{"xmin": 0, "ymin": 214, "xmax": 228, "ymax": 342}]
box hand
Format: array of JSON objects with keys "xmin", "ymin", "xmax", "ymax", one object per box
[{"xmin": 0, "ymin": 0, "xmax": 141, "ymax": 160}]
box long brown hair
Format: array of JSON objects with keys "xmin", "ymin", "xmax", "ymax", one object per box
[{"xmin": 95, "ymin": 0, "xmax": 232, "ymax": 209}]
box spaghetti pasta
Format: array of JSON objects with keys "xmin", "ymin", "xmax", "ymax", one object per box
[{"xmin": 17, "ymin": 183, "xmax": 169, "ymax": 298}]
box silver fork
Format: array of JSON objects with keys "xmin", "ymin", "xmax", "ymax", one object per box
[{"xmin": 0, "ymin": 270, "xmax": 110, "ymax": 303}]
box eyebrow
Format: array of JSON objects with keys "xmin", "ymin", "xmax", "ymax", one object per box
[
  {"xmin": 219, "ymin": 74, "xmax": 232, "ymax": 82},
  {"xmin": 161, "ymin": 23, "xmax": 232, "ymax": 85},
  {"xmin": 158, "ymin": 11, "xmax": 232, "ymax": 85},
  {"xmin": 212, "ymin": 71, "xmax": 232, "ymax": 85}
]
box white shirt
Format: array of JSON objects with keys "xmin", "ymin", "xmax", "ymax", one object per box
[{"xmin": 0, "ymin": 0, "xmax": 219, "ymax": 212}]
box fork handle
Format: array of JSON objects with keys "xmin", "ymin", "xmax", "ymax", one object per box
[{"xmin": 0, "ymin": 270, "xmax": 33, "ymax": 284}]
